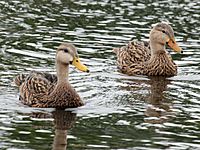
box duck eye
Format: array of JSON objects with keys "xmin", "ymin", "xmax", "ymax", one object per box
[
  {"xmin": 63, "ymin": 49, "xmax": 68, "ymax": 53},
  {"xmin": 162, "ymin": 30, "xmax": 166, "ymax": 34}
]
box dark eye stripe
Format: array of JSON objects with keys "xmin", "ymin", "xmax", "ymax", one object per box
[
  {"xmin": 63, "ymin": 49, "xmax": 68, "ymax": 53},
  {"xmin": 58, "ymin": 48, "xmax": 69, "ymax": 53}
]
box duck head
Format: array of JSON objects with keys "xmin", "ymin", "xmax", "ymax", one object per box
[
  {"xmin": 56, "ymin": 43, "xmax": 89, "ymax": 73},
  {"xmin": 150, "ymin": 22, "xmax": 182, "ymax": 54}
]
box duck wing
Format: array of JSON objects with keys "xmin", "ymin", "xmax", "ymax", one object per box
[
  {"xmin": 113, "ymin": 40, "xmax": 151, "ymax": 75},
  {"xmin": 14, "ymin": 71, "xmax": 57, "ymax": 87},
  {"xmin": 15, "ymin": 71, "xmax": 56, "ymax": 106}
]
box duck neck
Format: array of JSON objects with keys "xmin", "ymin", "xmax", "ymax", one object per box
[
  {"xmin": 150, "ymin": 41, "xmax": 166, "ymax": 56},
  {"xmin": 56, "ymin": 61, "xmax": 69, "ymax": 83}
]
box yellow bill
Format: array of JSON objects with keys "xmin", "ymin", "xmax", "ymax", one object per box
[
  {"xmin": 167, "ymin": 38, "xmax": 182, "ymax": 53},
  {"xmin": 72, "ymin": 57, "xmax": 89, "ymax": 72}
]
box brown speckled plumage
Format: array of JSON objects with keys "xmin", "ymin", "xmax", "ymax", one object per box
[
  {"xmin": 14, "ymin": 43, "xmax": 89, "ymax": 108},
  {"xmin": 113, "ymin": 22, "xmax": 182, "ymax": 76},
  {"xmin": 113, "ymin": 40, "xmax": 151, "ymax": 75}
]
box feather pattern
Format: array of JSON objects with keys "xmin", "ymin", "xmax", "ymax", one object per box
[
  {"xmin": 15, "ymin": 71, "xmax": 83, "ymax": 108},
  {"xmin": 114, "ymin": 41, "xmax": 151, "ymax": 74},
  {"xmin": 14, "ymin": 43, "xmax": 89, "ymax": 108},
  {"xmin": 113, "ymin": 23, "xmax": 181, "ymax": 76}
]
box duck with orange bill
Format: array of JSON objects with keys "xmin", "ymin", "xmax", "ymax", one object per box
[{"xmin": 113, "ymin": 22, "xmax": 182, "ymax": 76}]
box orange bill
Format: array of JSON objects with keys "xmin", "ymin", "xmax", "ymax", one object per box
[{"xmin": 167, "ymin": 38, "xmax": 182, "ymax": 53}]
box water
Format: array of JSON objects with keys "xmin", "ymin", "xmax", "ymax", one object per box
[{"xmin": 0, "ymin": 0, "xmax": 200, "ymax": 149}]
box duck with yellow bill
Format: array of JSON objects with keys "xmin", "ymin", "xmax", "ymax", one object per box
[{"xmin": 14, "ymin": 43, "xmax": 89, "ymax": 108}]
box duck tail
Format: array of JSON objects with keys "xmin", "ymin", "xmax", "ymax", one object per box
[
  {"xmin": 113, "ymin": 48, "xmax": 120, "ymax": 54},
  {"xmin": 14, "ymin": 73, "xmax": 27, "ymax": 87}
]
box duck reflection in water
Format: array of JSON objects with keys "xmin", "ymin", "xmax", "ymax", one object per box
[
  {"xmin": 120, "ymin": 76, "xmax": 175, "ymax": 124},
  {"xmin": 144, "ymin": 76, "xmax": 174, "ymax": 124},
  {"xmin": 52, "ymin": 109, "xmax": 76, "ymax": 150},
  {"xmin": 31, "ymin": 109, "xmax": 76, "ymax": 150}
]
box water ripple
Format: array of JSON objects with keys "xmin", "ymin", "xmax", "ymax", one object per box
[{"xmin": 0, "ymin": 0, "xmax": 199, "ymax": 149}]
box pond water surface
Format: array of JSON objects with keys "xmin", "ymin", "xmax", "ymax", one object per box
[{"xmin": 0, "ymin": 0, "xmax": 200, "ymax": 149}]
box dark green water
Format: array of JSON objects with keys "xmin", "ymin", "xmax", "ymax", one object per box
[{"xmin": 0, "ymin": 0, "xmax": 200, "ymax": 149}]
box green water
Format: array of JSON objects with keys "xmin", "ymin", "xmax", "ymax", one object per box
[{"xmin": 0, "ymin": 0, "xmax": 200, "ymax": 149}]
